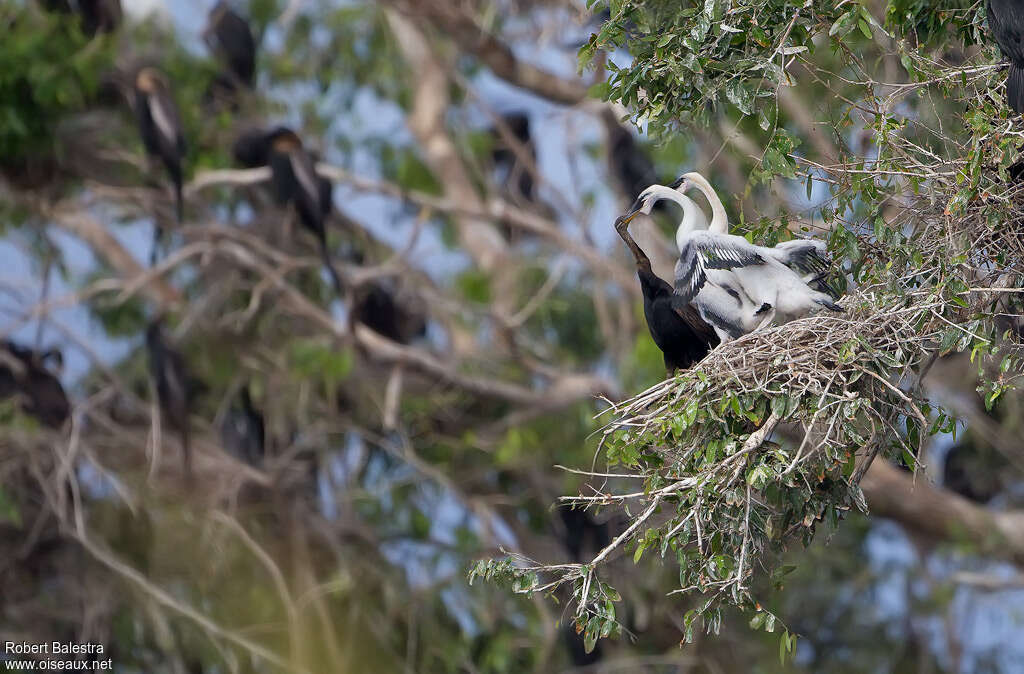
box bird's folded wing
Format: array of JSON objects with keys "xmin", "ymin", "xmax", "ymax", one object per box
[
  {"xmin": 289, "ymin": 151, "xmax": 322, "ymax": 207},
  {"xmin": 148, "ymin": 92, "xmax": 182, "ymax": 153},
  {"xmin": 673, "ymin": 232, "xmax": 764, "ymax": 303}
]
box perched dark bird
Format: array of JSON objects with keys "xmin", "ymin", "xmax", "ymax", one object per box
[
  {"xmin": 78, "ymin": 0, "xmax": 121, "ymax": 35},
  {"xmin": 146, "ymin": 321, "xmax": 196, "ymax": 480},
  {"xmin": 134, "ymin": 67, "xmax": 186, "ymax": 261},
  {"xmin": 490, "ymin": 112, "xmax": 538, "ymax": 205},
  {"xmin": 39, "ymin": 0, "xmax": 75, "ymax": 15},
  {"xmin": 231, "ymin": 126, "xmax": 271, "ymax": 167},
  {"xmin": 0, "ymin": 341, "xmax": 69, "ymax": 428},
  {"xmin": 943, "ymin": 442, "xmax": 1008, "ymax": 504},
  {"xmin": 351, "ymin": 282, "xmax": 427, "ymax": 344},
  {"xmin": 602, "ymin": 109, "xmax": 658, "ymax": 203},
  {"xmin": 989, "ymin": 0, "xmax": 1024, "ymax": 113},
  {"xmin": 614, "ymin": 215, "xmax": 719, "ymax": 372},
  {"xmin": 220, "ymin": 385, "xmax": 265, "ymax": 467},
  {"xmin": 264, "ymin": 127, "xmax": 343, "ymax": 294},
  {"xmin": 558, "ymin": 506, "xmax": 610, "ymax": 562},
  {"xmin": 203, "ymin": 2, "xmax": 256, "ymax": 87},
  {"xmin": 40, "ymin": 0, "xmax": 122, "ymax": 36},
  {"xmin": 487, "ymin": 111, "xmax": 559, "ymax": 240},
  {"xmin": 562, "ymin": 624, "xmax": 603, "ymax": 668}
]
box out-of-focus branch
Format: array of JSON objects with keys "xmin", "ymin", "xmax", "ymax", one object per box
[
  {"xmin": 184, "ymin": 166, "xmax": 272, "ymax": 196},
  {"xmin": 71, "ymin": 528, "xmax": 304, "ymax": 673},
  {"xmin": 39, "ymin": 199, "xmax": 615, "ymax": 409},
  {"xmin": 385, "ymin": 11, "xmax": 507, "ymax": 272},
  {"xmin": 389, "ymin": 0, "xmax": 589, "ymax": 106},
  {"xmin": 47, "ymin": 207, "xmax": 182, "ymax": 308},
  {"xmin": 777, "ymin": 86, "xmax": 840, "ymax": 162},
  {"xmin": 182, "ymin": 123, "xmax": 638, "ymax": 297},
  {"xmin": 207, "ymin": 236, "xmax": 615, "ymax": 407},
  {"xmin": 862, "ymin": 460, "xmax": 1024, "ymax": 566},
  {"xmin": 321, "ymin": 164, "xmax": 635, "ymax": 290}
]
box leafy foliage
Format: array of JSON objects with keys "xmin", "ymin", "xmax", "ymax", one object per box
[
  {"xmin": 0, "ymin": 6, "xmax": 115, "ymax": 162},
  {"xmin": 582, "ymin": 0, "xmax": 837, "ymax": 134}
]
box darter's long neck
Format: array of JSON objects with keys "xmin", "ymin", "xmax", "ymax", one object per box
[
  {"xmin": 668, "ymin": 192, "xmax": 708, "ymax": 250},
  {"xmin": 684, "ymin": 172, "xmax": 728, "ymax": 234}
]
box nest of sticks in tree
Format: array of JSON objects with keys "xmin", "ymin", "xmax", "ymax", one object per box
[{"xmin": 517, "ymin": 222, "xmax": 1024, "ymax": 639}]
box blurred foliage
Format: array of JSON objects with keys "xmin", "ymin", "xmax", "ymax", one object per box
[
  {"xmin": 884, "ymin": 0, "xmax": 983, "ymax": 44},
  {"xmin": 0, "ymin": 5, "xmax": 115, "ymax": 162}
]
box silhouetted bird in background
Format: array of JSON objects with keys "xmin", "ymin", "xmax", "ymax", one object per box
[
  {"xmin": 233, "ymin": 126, "xmax": 338, "ymax": 270},
  {"xmin": 988, "ymin": 0, "xmax": 1024, "ymax": 113},
  {"xmin": 220, "ymin": 385, "xmax": 265, "ymax": 467},
  {"xmin": 203, "ymin": 2, "xmax": 256, "ymax": 88},
  {"xmin": 558, "ymin": 506, "xmax": 610, "ymax": 562},
  {"xmin": 79, "ymin": 0, "xmax": 121, "ymax": 35},
  {"xmin": 0, "ymin": 341, "xmax": 69, "ymax": 429},
  {"xmin": 40, "ymin": 0, "xmax": 122, "ymax": 36},
  {"xmin": 146, "ymin": 321, "xmax": 198, "ymax": 480},
  {"xmin": 234, "ymin": 127, "xmax": 331, "ymax": 201},
  {"xmin": 263, "ymin": 127, "xmax": 343, "ymax": 294},
  {"xmin": 602, "ymin": 109, "xmax": 658, "ymax": 204},
  {"xmin": 134, "ymin": 67, "xmax": 186, "ymax": 261},
  {"xmin": 562, "ymin": 625, "xmax": 603, "ymax": 668},
  {"xmin": 490, "ymin": 112, "xmax": 538, "ymax": 205},
  {"xmin": 231, "ymin": 127, "xmax": 271, "ymax": 168},
  {"xmin": 201, "ymin": 1, "xmax": 256, "ymax": 110},
  {"xmin": 352, "ymin": 282, "xmax": 427, "ymax": 344},
  {"xmin": 943, "ymin": 438, "xmax": 1012, "ymax": 504},
  {"xmin": 603, "ymin": 110, "xmax": 679, "ymax": 220}
]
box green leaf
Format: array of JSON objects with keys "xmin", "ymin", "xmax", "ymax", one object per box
[
  {"xmin": 770, "ymin": 395, "xmax": 787, "ymax": 418},
  {"xmin": 746, "ymin": 463, "xmax": 772, "ymax": 489},
  {"xmin": 726, "ymin": 80, "xmax": 753, "ymax": 116},
  {"xmin": 829, "ymin": 10, "xmax": 855, "ymax": 37},
  {"xmin": 583, "ymin": 616, "xmax": 599, "ymax": 653},
  {"xmin": 587, "ymin": 80, "xmax": 612, "ymax": 99},
  {"xmin": 939, "ymin": 327, "xmax": 960, "ymax": 354}
]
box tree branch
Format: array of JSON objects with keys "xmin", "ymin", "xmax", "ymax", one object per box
[
  {"xmin": 862, "ymin": 460, "xmax": 1024, "ymax": 566},
  {"xmin": 389, "ymin": 0, "xmax": 589, "ymax": 106},
  {"xmin": 47, "ymin": 207, "xmax": 182, "ymax": 308}
]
